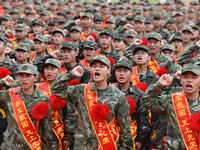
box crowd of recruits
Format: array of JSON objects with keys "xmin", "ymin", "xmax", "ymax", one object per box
[{"xmin": 0, "ymin": 0, "xmax": 199, "ymax": 149}]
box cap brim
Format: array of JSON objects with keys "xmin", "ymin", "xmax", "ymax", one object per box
[
  {"xmin": 181, "ymin": 70, "xmax": 200, "ymax": 76},
  {"xmin": 90, "ymin": 59, "xmax": 109, "ymax": 68},
  {"xmin": 17, "ymin": 71, "xmax": 36, "ymax": 75}
]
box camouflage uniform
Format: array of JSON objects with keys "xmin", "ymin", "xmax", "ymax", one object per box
[
  {"xmin": 177, "ymin": 44, "xmax": 200, "ymax": 66},
  {"xmin": 0, "ymin": 57, "xmax": 18, "ymax": 79},
  {"xmin": 0, "ymin": 64, "xmax": 55, "ymax": 149},
  {"xmin": 114, "ymin": 83, "xmax": 151, "ymax": 150},
  {"xmin": 51, "ymin": 56, "xmax": 133, "ymax": 150}
]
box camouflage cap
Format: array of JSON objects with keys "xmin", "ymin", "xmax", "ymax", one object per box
[
  {"xmin": 90, "ymin": 56, "xmax": 111, "ymax": 68},
  {"xmin": 60, "ymin": 19, "xmax": 67, "ymax": 24},
  {"xmin": 166, "ymin": 18, "xmax": 176, "ymax": 24},
  {"xmin": 17, "ymin": 64, "xmax": 38, "ymax": 75},
  {"xmin": 65, "ymin": 9, "xmax": 73, "ymax": 14},
  {"xmin": 16, "ymin": 43, "xmax": 30, "ymax": 52},
  {"xmin": 0, "ymin": 25, "xmax": 5, "ymax": 32},
  {"xmin": 181, "ymin": 63, "xmax": 200, "ymax": 75},
  {"xmin": 149, "ymin": 5, "xmax": 155, "ymax": 10},
  {"xmin": 15, "ymin": 24, "xmax": 26, "ymax": 31},
  {"xmin": 190, "ymin": 25, "xmax": 199, "ymax": 30},
  {"xmin": 94, "ymin": 16, "xmax": 104, "ymax": 22},
  {"xmin": 112, "ymin": 5, "xmax": 118, "ymax": 10},
  {"xmin": 165, "ymin": 0, "xmax": 172, "ymax": 5},
  {"xmin": 106, "ymin": 17, "xmax": 116, "ymax": 24},
  {"xmin": 24, "ymin": 5, "xmax": 32, "ymax": 9},
  {"xmin": 10, "ymin": 9, "xmax": 18, "ymax": 14},
  {"xmin": 58, "ymin": 1, "xmax": 65, "ymax": 5},
  {"xmin": 41, "ymin": 11, "xmax": 50, "ymax": 16},
  {"xmin": 34, "ymin": 34, "xmax": 48, "ymax": 43},
  {"xmin": 143, "ymin": 7, "xmax": 149, "ymax": 11},
  {"xmin": 26, "ymin": 10, "xmax": 35, "ymax": 15},
  {"xmin": 135, "ymin": 8, "xmax": 143, "ymax": 14},
  {"xmin": 102, "ymin": 4, "xmax": 109, "ymax": 7},
  {"xmin": 44, "ymin": 58, "xmax": 61, "ymax": 69},
  {"xmin": 161, "ymin": 44, "xmax": 175, "ymax": 52},
  {"xmin": 48, "ymin": 20, "xmax": 57, "ymax": 26},
  {"xmin": 50, "ymin": 1, "xmax": 57, "ymax": 5},
  {"xmin": 134, "ymin": 16, "xmax": 145, "ymax": 22},
  {"xmin": 75, "ymin": 2, "xmax": 83, "ymax": 7},
  {"xmin": 57, "ymin": 11, "xmax": 65, "ymax": 16},
  {"xmin": 196, "ymin": 20, "xmax": 200, "ymax": 25},
  {"xmin": 83, "ymin": 41, "xmax": 98, "ymax": 50},
  {"xmin": 170, "ymin": 34, "xmax": 183, "ymax": 42},
  {"xmin": 114, "ymin": 60, "xmax": 132, "ymax": 71},
  {"xmin": 153, "ymin": 14, "xmax": 162, "ymax": 20},
  {"xmin": 126, "ymin": 15, "xmax": 135, "ymax": 20},
  {"xmin": 188, "ymin": 8, "xmax": 195, "ymax": 13},
  {"xmin": 133, "ymin": 45, "xmax": 151, "ymax": 55},
  {"xmin": 145, "ymin": 17, "xmax": 153, "ymax": 23},
  {"xmin": 113, "ymin": 33, "xmax": 124, "ymax": 41},
  {"xmin": 147, "ymin": 32, "xmax": 162, "ymax": 41},
  {"xmin": 2, "ymin": 14, "xmax": 12, "ymax": 21},
  {"xmin": 61, "ymin": 41, "xmax": 78, "ymax": 51},
  {"xmin": 100, "ymin": 29, "xmax": 113, "ymax": 37},
  {"xmin": 70, "ymin": 26, "xmax": 81, "ymax": 32},
  {"xmin": 82, "ymin": 13, "xmax": 94, "ymax": 19},
  {"xmin": 32, "ymin": 20, "xmax": 44, "ymax": 27},
  {"xmin": 191, "ymin": 0, "xmax": 199, "ymax": 5},
  {"xmin": 175, "ymin": 11, "xmax": 183, "ymax": 16},
  {"xmin": 0, "ymin": 34, "xmax": 7, "ymax": 44},
  {"xmin": 125, "ymin": 30, "xmax": 137, "ymax": 38},
  {"xmin": 53, "ymin": 29, "xmax": 65, "ymax": 37},
  {"xmin": 3, "ymin": 5, "xmax": 11, "ymax": 10},
  {"xmin": 18, "ymin": 17, "xmax": 26, "ymax": 23},
  {"xmin": 181, "ymin": 26, "xmax": 193, "ymax": 34}
]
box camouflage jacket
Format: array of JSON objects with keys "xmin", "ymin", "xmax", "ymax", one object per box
[
  {"xmin": 137, "ymin": 67, "xmax": 159, "ymax": 86},
  {"xmin": 0, "ymin": 57, "xmax": 18, "ymax": 79},
  {"xmin": 141, "ymin": 81, "xmax": 200, "ymax": 149},
  {"xmin": 51, "ymin": 72, "xmax": 133, "ymax": 150},
  {"xmin": 123, "ymin": 44, "xmax": 182, "ymax": 75},
  {"xmin": 33, "ymin": 54, "xmax": 91, "ymax": 83},
  {"xmin": 0, "ymin": 80, "xmax": 55, "ymax": 150},
  {"xmin": 98, "ymin": 48, "xmax": 121, "ymax": 63},
  {"xmin": 114, "ymin": 83, "xmax": 151, "ymax": 145},
  {"xmin": 177, "ymin": 44, "xmax": 200, "ymax": 66}
]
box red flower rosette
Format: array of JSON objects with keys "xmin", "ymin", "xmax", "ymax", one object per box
[
  {"xmin": 134, "ymin": 83, "xmax": 148, "ymax": 92},
  {"xmin": 106, "ymin": 57, "xmax": 115, "ymax": 66},
  {"xmin": 190, "ymin": 112, "xmax": 200, "ymax": 131},
  {"xmin": 191, "ymin": 52, "xmax": 196, "ymax": 58},
  {"xmin": 50, "ymin": 95, "xmax": 66, "ymax": 110},
  {"xmin": 31, "ymin": 102, "xmax": 49, "ymax": 132},
  {"xmin": 91, "ymin": 104, "xmax": 110, "ymax": 122},
  {"xmin": 126, "ymin": 97, "xmax": 137, "ymax": 115},
  {"xmin": 68, "ymin": 79, "xmax": 81, "ymax": 86},
  {"xmin": 87, "ymin": 33, "xmax": 98, "ymax": 42},
  {"xmin": 140, "ymin": 38, "xmax": 147, "ymax": 46},
  {"xmin": 190, "ymin": 112, "xmax": 200, "ymax": 143},
  {"xmin": 158, "ymin": 68, "xmax": 168, "ymax": 77},
  {"xmin": 0, "ymin": 68, "xmax": 11, "ymax": 78}
]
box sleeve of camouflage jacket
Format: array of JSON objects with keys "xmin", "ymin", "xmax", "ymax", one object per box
[
  {"xmin": 141, "ymin": 81, "xmax": 171, "ymax": 115},
  {"xmin": 122, "ymin": 43, "xmax": 137, "ymax": 66},
  {"xmin": 135, "ymin": 96, "xmax": 151, "ymax": 144},
  {"xmin": 116, "ymin": 95, "xmax": 134, "ymax": 150},
  {"xmin": 177, "ymin": 44, "xmax": 200, "ymax": 66},
  {"xmin": 166, "ymin": 57, "xmax": 182, "ymax": 75},
  {"xmin": 51, "ymin": 72, "xmax": 80, "ymax": 105},
  {"xmin": 33, "ymin": 54, "xmax": 53, "ymax": 73},
  {"xmin": 62, "ymin": 102, "xmax": 77, "ymax": 142}
]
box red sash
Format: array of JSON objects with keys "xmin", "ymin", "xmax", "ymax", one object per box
[
  {"xmin": 147, "ymin": 58, "xmax": 160, "ymax": 75},
  {"xmin": 28, "ymin": 34, "xmax": 35, "ymax": 41},
  {"xmin": 9, "ymin": 87, "xmax": 42, "ymax": 150},
  {"xmin": 130, "ymin": 120, "xmax": 137, "ymax": 141},
  {"xmin": 96, "ymin": 49, "xmax": 105, "ymax": 56},
  {"xmin": 173, "ymin": 57, "xmax": 182, "ymax": 67},
  {"xmin": 52, "ymin": 110, "xmax": 65, "ymax": 150},
  {"xmin": 172, "ymin": 91, "xmax": 199, "ymax": 149},
  {"xmin": 180, "ymin": 47, "xmax": 185, "ymax": 52},
  {"xmin": 30, "ymin": 51, "xmax": 36, "ymax": 63},
  {"xmin": 130, "ymin": 66, "xmax": 140, "ymax": 85},
  {"xmin": 81, "ymin": 31, "xmax": 87, "ymax": 42},
  {"xmin": 11, "ymin": 38, "xmax": 18, "ymax": 49},
  {"xmin": 37, "ymin": 82, "xmax": 51, "ymax": 98},
  {"xmin": 80, "ymin": 59, "xmax": 91, "ymax": 71},
  {"xmin": 60, "ymin": 61, "xmax": 67, "ymax": 74},
  {"xmin": 85, "ymin": 83, "xmax": 118, "ymax": 150}
]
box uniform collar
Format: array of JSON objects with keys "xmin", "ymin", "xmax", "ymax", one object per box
[
  {"xmin": 89, "ymin": 82, "xmax": 114, "ymax": 96},
  {"xmin": 15, "ymin": 85, "xmax": 39, "ymax": 98}
]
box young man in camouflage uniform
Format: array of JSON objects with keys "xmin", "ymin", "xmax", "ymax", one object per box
[
  {"xmin": 0, "ymin": 64, "xmax": 54, "ymax": 149},
  {"xmin": 15, "ymin": 43, "xmax": 30, "ymax": 65},
  {"xmin": 0, "ymin": 34, "xmax": 18, "ymax": 79},
  {"xmin": 141, "ymin": 63, "xmax": 200, "ymax": 149},
  {"xmin": 51, "ymin": 56, "xmax": 133, "ymax": 150},
  {"xmin": 114, "ymin": 60, "xmax": 151, "ymax": 150},
  {"xmin": 37, "ymin": 59, "xmax": 77, "ymax": 150}
]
